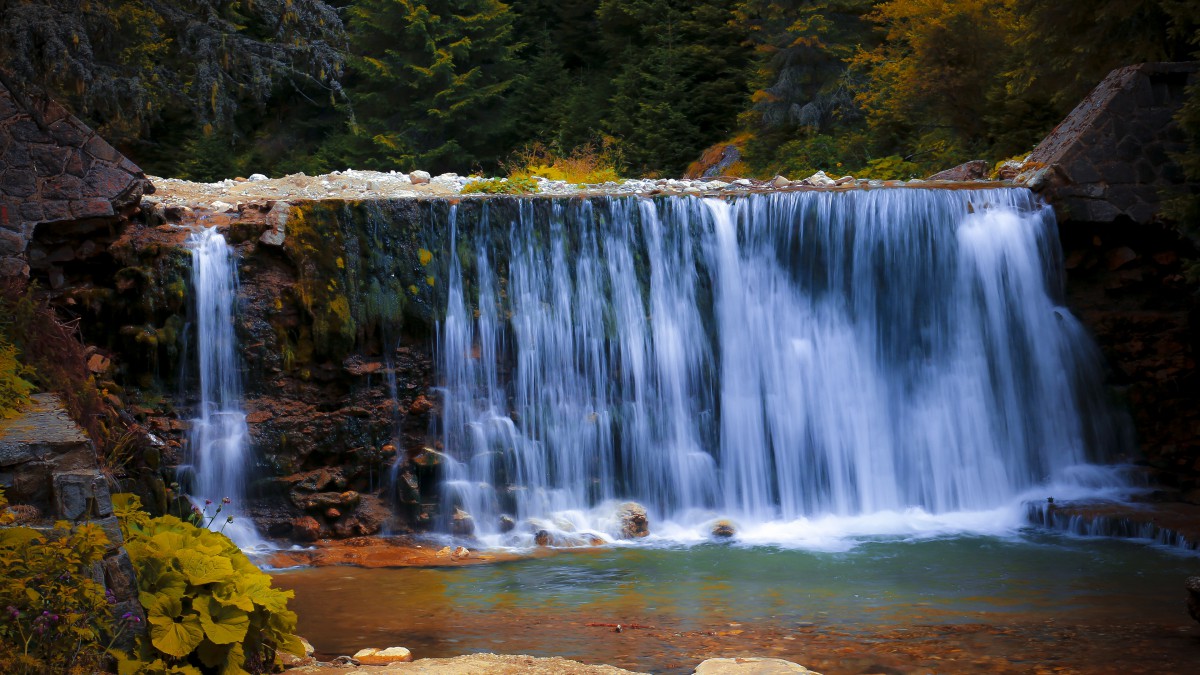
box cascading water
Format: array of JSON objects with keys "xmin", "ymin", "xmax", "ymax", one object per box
[
  {"xmin": 432, "ymin": 188, "xmax": 1131, "ymax": 547},
  {"xmin": 187, "ymin": 227, "xmax": 261, "ymax": 549}
]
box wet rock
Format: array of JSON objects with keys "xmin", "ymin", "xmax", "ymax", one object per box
[
  {"xmin": 711, "ymin": 519, "xmax": 736, "ymax": 539},
  {"xmin": 499, "ymin": 514, "xmax": 516, "ymax": 532},
  {"xmin": 616, "ymin": 501, "xmax": 649, "ymax": 539},
  {"xmin": 408, "ymin": 394, "xmax": 435, "ymax": 415},
  {"xmin": 325, "ymin": 507, "xmax": 341, "ymax": 520},
  {"xmin": 410, "ymin": 170, "xmax": 431, "ymax": 184},
  {"xmin": 1187, "ymin": 576, "xmax": 1200, "ymax": 625},
  {"xmin": 534, "ymin": 529, "xmax": 552, "ymax": 546},
  {"xmin": 453, "ymin": 546, "xmax": 470, "ymax": 559},
  {"xmin": 451, "ymin": 507, "xmax": 475, "ymax": 536},
  {"xmin": 292, "ymin": 490, "xmax": 360, "ymax": 512},
  {"xmin": 693, "ymin": 657, "xmax": 821, "ymax": 674},
  {"xmin": 770, "ymin": 175, "xmax": 790, "ymax": 189},
  {"xmin": 292, "ymin": 516, "xmax": 321, "ymax": 542},
  {"xmin": 354, "ymin": 646, "xmax": 414, "ymax": 665}
]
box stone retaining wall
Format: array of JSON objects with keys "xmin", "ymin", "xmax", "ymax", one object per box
[
  {"xmin": 1027, "ymin": 61, "xmax": 1199, "ymax": 223},
  {"xmin": 0, "ymin": 393, "xmax": 143, "ymax": 637},
  {"xmin": 0, "ymin": 80, "xmax": 151, "ymax": 279}
]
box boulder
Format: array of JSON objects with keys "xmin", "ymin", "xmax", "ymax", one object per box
[
  {"xmin": 693, "ymin": 657, "xmax": 820, "ymax": 674},
  {"xmin": 802, "ymin": 170, "xmax": 836, "ymax": 187},
  {"xmin": 353, "ymin": 646, "xmax": 414, "ymax": 665},
  {"xmin": 616, "ymin": 501, "xmax": 649, "ymax": 539},
  {"xmin": 926, "ymin": 160, "xmax": 990, "ymax": 181},
  {"xmin": 711, "ymin": 519, "xmax": 736, "ymax": 539},
  {"xmin": 770, "ymin": 175, "xmax": 790, "ymax": 189},
  {"xmin": 410, "ymin": 170, "xmax": 431, "ymax": 184}
]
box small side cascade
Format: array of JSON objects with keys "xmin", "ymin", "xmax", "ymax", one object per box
[{"xmin": 187, "ymin": 227, "xmax": 261, "ymax": 549}]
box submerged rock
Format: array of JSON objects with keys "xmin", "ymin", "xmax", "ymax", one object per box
[
  {"xmin": 616, "ymin": 501, "xmax": 650, "ymax": 539},
  {"xmin": 499, "ymin": 514, "xmax": 516, "ymax": 532},
  {"xmin": 693, "ymin": 657, "xmax": 820, "ymax": 674}
]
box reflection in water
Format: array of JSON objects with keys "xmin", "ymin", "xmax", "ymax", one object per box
[{"xmin": 274, "ymin": 536, "xmax": 1200, "ymax": 673}]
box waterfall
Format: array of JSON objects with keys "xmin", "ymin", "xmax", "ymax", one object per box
[
  {"xmin": 187, "ymin": 227, "xmax": 261, "ymax": 548},
  {"xmin": 432, "ymin": 188, "xmax": 1129, "ymax": 546}
]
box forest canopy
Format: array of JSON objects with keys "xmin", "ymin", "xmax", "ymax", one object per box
[{"xmin": 1, "ymin": 0, "xmax": 1195, "ymax": 180}]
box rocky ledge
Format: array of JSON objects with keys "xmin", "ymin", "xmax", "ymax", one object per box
[
  {"xmin": 1025, "ymin": 497, "xmax": 1200, "ymax": 550},
  {"xmin": 146, "ymin": 168, "xmax": 1000, "ymax": 216}
]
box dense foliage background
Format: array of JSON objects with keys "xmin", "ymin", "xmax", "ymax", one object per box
[{"xmin": 1, "ymin": 0, "xmax": 1196, "ymax": 180}]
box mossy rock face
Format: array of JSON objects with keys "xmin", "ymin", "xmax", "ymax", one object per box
[{"xmin": 281, "ymin": 200, "xmax": 436, "ymax": 362}]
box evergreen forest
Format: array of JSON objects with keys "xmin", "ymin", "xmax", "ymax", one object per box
[{"xmin": 1, "ymin": 0, "xmax": 1197, "ymax": 181}]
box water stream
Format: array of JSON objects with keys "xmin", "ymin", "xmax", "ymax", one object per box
[{"xmin": 432, "ymin": 188, "xmax": 1132, "ymax": 547}]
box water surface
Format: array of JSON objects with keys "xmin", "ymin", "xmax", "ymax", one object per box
[{"xmin": 275, "ymin": 533, "xmax": 1199, "ymax": 673}]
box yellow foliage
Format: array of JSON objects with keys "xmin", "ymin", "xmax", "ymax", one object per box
[{"xmin": 506, "ymin": 140, "xmax": 623, "ymax": 185}]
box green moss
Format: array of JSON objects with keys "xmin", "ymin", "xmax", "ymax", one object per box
[
  {"xmin": 461, "ymin": 176, "xmax": 540, "ymax": 194},
  {"xmin": 280, "ymin": 200, "xmax": 434, "ymax": 361},
  {"xmin": 0, "ymin": 333, "xmax": 35, "ymax": 419}
]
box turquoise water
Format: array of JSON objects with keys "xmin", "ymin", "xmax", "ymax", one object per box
[{"xmin": 275, "ymin": 533, "xmax": 1200, "ymax": 673}]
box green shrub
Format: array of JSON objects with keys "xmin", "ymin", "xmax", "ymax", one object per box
[
  {"xmin": 113, "ymin": 494, "xmax": 303, "ymax": 675},
  {"xmin": 0, "ymin": 493, "xmax": 120, "ymax": 675},
  {"xmin": 461, "ymin": 176, "xmax": 540, "ymax": 195},
  {"xmin": 857, "ymin": 155, "xmax": 925, "ymax": 180},
  {"xmin": 0, "ymin": 331, "xmax": 35, "ymax": 419}
]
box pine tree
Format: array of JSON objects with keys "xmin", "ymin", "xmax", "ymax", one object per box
[
  {"xmin": 599, "ymin": 0, "xmax": 751, "ymax": 174},
  {"xmin": 328, "ymin": 0, "xmax": 523, "ymax": 173}
]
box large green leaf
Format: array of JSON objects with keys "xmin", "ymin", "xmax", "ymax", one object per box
[
  {"xmin": 148, "ymin": 530, "xmax": 191, "ymax": 557},
  {"xmin": 149, "ymin": 611, "xmax": 204, "ymax": 657},
  {"xmin": 146, "ymin": 594, "xmax": 183, "ymax": 625},
  {"xmin": 175, "ymin": 548, "xmax": 234, "ymax": 585},
  {"xmin": 240, "ymin": 574, "xmax": 293, "ymax": 613},
  {"xmin": 211, "ymin": 579, "xmax": 254, "ymax": 612},
  {"xmin": 195, "ymin": 595, "xmax": 250, "ymax": 645}
]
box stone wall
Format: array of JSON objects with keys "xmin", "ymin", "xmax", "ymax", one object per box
[
  {"xmin": 0, "ymin": 394, "xmax": 143, "ymax": 633},
  {"xmin": 1026, "ymin": 62, "xmax": 1199, "ymax": 223},
  {"xmin": 0, "ymin": 79, "xmax": 151, "ymax": 279}
]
